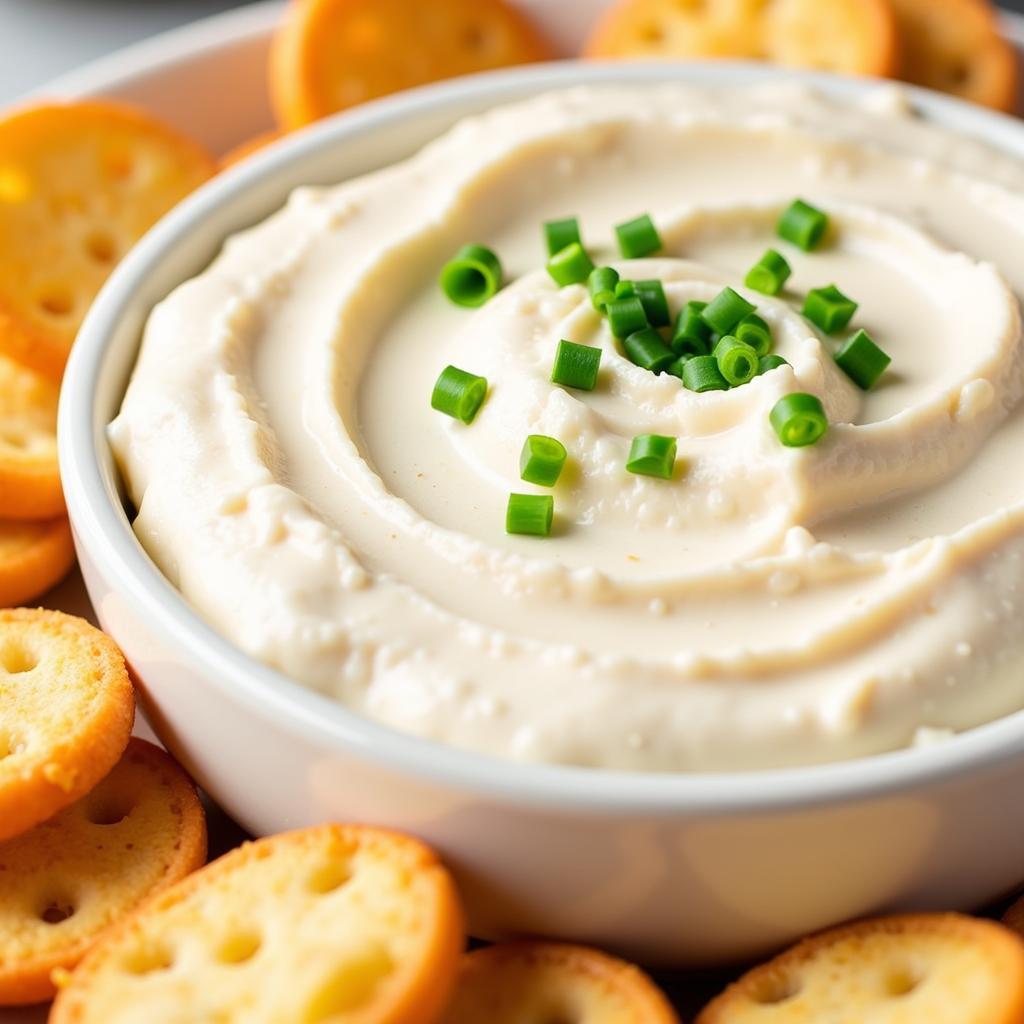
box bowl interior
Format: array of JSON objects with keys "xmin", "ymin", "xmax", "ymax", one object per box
[{"xmin": 62, "ymin": 60, "xmax": 1024, "ymax": 812}]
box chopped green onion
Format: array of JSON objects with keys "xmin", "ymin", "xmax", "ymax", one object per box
[
  {"xmin": 588, "ymin": 266, "xmax": 620, "ymax": 313},
  {"xmin": 506, "ymin": 493, "xmax": 554, "ymax": 537},
  {"xmin": 634, "ymin": 279, "xmax": 670, "ymax": 327},
  {"xmin": 714, "ymin": 336, "xmax": 759, "ymax": 386},
  {"xmin": 734, "ymin": 313, "xmax": 772, "ymax": 357},
  {"xmin": 520, "ymin": 434, "xmax": 567, "ymax": 487},
  {"xmin": 757, "ymin": 353, "xmax": 789, "ymax": 375},
  {"xmin": 803, "ymin": 284, "xmax": 858, "ymax": 334},
  {"xmin": 745, "ymin": 248, "xmax": 792, "ymax": 295},
  {"xmin": 547, "ymin": 241, "xmax": 595, "ymax": 287},
  {"xmin": 614, "ymin": 279, "xmax": 637, "ymax": 299},
  {"xmin": 623, "ymin": 327, "xmax": 675, "ymax": 374},
  {"xmin": 770, "ymin": 393, "xmax": 828, "ymax": 447},
  {"xmin": 615, "ymin": 213, "xmax": 662, "ymax": 258},
  {"xmin": 626, "ymin": 434, "xmax": 677, "ymax": 480},
  {"xmin": 666, "ymin": 353, "xmax": 694, "ymax": 379},
  {"xmin": 777, "ymin": 199, "xmax": 829, "ymax": 251},
  {"xmin": 682, "ymin": 354, "xmax": 730, "ymax": 393},
  {"xmin": 439, "ymin": 244, "xmax": 502, "ymax": 307},
  {"xmin": 835, "ymin": 329, "xmax": 890, "ymax": 390},
  {"xmin": 671, "ymin": 300, "xmax": 713, "ymax": 356},
  {"xmin": 431, "ymin": 365, "xmax": 488, "ymax": 424},
  {"xmin": 606, "ymin": 295, "xmax": 649, "ymax": 339},
  {"xmin": 702, "ymin": 286, "xmax": 756, "ymax": 335},
  {"xmin": 551, "ymin": 339, "xmax": 601, "ymax": 391},
  {"xmin": 544, "ymin": 217, "xmax": 581, "ymax": 257}
]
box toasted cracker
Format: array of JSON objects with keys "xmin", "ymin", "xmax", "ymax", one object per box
[
  {"xmin": 270, "ymin": 0, "xmax": 551, "ymax": 129},
  {"xmin": 889, "ymin": 0, "xmax": 1018, "ymax": 111},
  {"xmin": 583, "ymin": 0, "xmax": 899, "ymax": 78},
  {"xmin": 0, "ymin": 351, "xmax": 62, "ymax": 519},
  {"xmin": 0, "ymin": 738, "xmax": 206, "ymax": 1005},
  {"xmin": 696, "ymin": 913, "xmax": 1024, "ymax": 1023},
  {"xmin": 0, "ymin": 101, "xmax": 215, "ymax": 379},
  {"xmin": 0, "ymin": 608, "xmax": 133, "ymax": 842},
  {"xmin": 0, "ymin": 518, "xmax": 75, "ymax": 607},
  {"xmin": 50, "ymin": 824, "xmax": 464, "ymax": 1024},
  {"xmin": 441, "ymin": 941, "xmax": 679, "ymax": 1024}
]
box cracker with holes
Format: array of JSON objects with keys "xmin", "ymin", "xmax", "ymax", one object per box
[
  {"xmin": 583, "ymin": 0, "xmax": 898, "ymax": 78},
  {"xmin": 0, "ymin": 353, "xmax": 62, "ymax": 519},
  {"xmin": 440, "ymin": 941, "xmax": 680, "ymax": 1024},
  {"xmin": 0, "ymin": 517, "xmax": 75, "ymax": 607},
  {"xmin": 696, "ymin": 913, "xmax": 1024, "ymax": 1024},
  {"xmin": 50, "ymin": 824, "xmax": 465, "ymax": 1024},
  {"xmin": 889, "ymin": 0, "xmax": 1018, "ymax": 111},
  {"xmin": 0, "ymin": 608, "xmax": 133, "ymax": 841},
  {"xmin": 0, "ymin": 101, "xmax": 215, "ymax": 379},
  {"xmin": 270, "ymin": 0, "xmax": 551, "ymax": 129},
  {"xmin": 0, "ymin": 737, "xmax": 206, "ymax": 1005}
]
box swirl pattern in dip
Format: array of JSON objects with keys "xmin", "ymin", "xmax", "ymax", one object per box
[{"xmin": 110, "ymin": 83, "xmax": 1024, "ymax": 771}]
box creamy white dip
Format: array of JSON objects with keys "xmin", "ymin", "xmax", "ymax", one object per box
[{"xmin": 111, "ymin": 83, "xmax": 1024, "ymax": 771}]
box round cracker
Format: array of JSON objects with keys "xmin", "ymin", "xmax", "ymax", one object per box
[
  {"xmin": 50, "ymin": 824, "xmax": 464, "ymax": 1024},
  {"xmin": 0, "ymin": 101, "xmax": 215, "ymax": 379},
  {"xmin": 0, "ymin": 352, "xmax": 62, "ymax": 519},
  {"xmin": 696, "ymin": 913, "xmax": 1024, "ymax": 1024},
  {"xmin": 583, "ymin": 0, "xmax": 899, "ymax": 78},
  {"xmin": 270, "ymin": 0, "xmax": 552, "ymax": 129},
  {"xmin": 889, "ymin": 0, "xmax": 1018, "ymax": 112},
  {"xmin": 0, "ymin": 738, "xmax": 206, "ymax": 1005},
  {"xmin": 440, "ymin": 942, "xmax": 679, "ymax": 1024},
  {"xmin": 0, "ymin": 518, "xmax": 75, "ymax": 608},
  {"xmin": 0, "ymin": 609, "xmax": 134, "ymax": 843}
]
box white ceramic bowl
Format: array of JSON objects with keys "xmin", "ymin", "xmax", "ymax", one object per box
[{"xmin": 60, "ymin": 61, "xmax": 1024, "ymax": 965}]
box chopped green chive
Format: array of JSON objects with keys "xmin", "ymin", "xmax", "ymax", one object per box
[
  {"xmin": 626, "ymin": 434, "xmax": 677, "ymax": 480},
  {"xmin": 777, "ymin": 199, "xmax": 829, "ymax": 251},
  {"xmin": 506, "ymin": 493, "xmax": 554, "ymax": 537},
  {"xmin": 682, "ymin": 354, "xmax": 730, "ymax": 393},
  {"xmin": 588, "ymin": 266, "xmax": 620, "ymax": 313},
  {"xmin": 714, "ymin": 336, "xmax": 759, "ymax": 386},
  {"xmin": 666, "ymin": 353, "xmax": 694, "ymax": 379},
  {"xmin": 702, "ymin": 286, "xmax": 756, "ymax": 335},
  {"xmin": 757, "ymin": 353, "xmax": 789, "ymax": 375},
  {"xmin": 520, "ymin": 435, "xmax": 567, "ymax": 487},
  {"xmin": 431, "ymin": 365, "xmax": 488, "ymax": 424},
  {"xmin": 734, "ymin": 313, "xmax": 772, "ymax": 357},
  {"xmin": 623, "ymin": 327, "xmax": 675, "ymax": 374},
  {"xmin": 544, "ymin": 217, "xmax": 581, "ymax": 257},
  {"xmin": 634, "ymin": 279, "xmax": 670, "ymax": 327},
  {"xmin": 439, "ymin": 244, "xmax": 502, "ymax": 307},
  {"xmin": 615, "ymin": 213, "xmax": 661, "ymax": 258},
  {"xmin": 551, "ymin": 339, "xmax": 601, "ymax": 391},
  {"xmin": 547, "ymin": 241, "xmax": 595, "ymax": 287},
  {"xmin": 835, "ymin": 329, "xmax": 890, "ymax": 390},
  {"xmin": 606, "ymin": 295, "xmax": 649, "ymax": 339},
  {"xmin": 614, "ymin": 279, "xmax": 636, "ymax": 299},
  {"xmin": 671, "ymin": 300, "xmax": 713, "ymax": 356},
  {"xmin": 803, "ymin": 284, "xmax": 858, "ymax": 334},
  {"xmin": 770, "ymin": 393, "xmax": 828, "ymax": 447},
  {"xmin": 745, "ymin": 248, "xmax": 792, "ymax": 295}
]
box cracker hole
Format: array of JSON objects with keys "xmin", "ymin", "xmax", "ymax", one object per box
[
  {"xmin": 216, "ymin": 929, "xmax": 262, "ymax": 965},
  {"xmin": 37, "ymin": 287, "xmax": 74, "ymax": 318},
  {"xmin": 104, "ymin": 150, "xmax": 136, "ymax": 182},
  {"xmin": 0, "ymin": 644, "xmax": 37, "ymax": 674},
  {"xmin": 639, "ymin": 21, "xmax": 665, "ymax": 44},
  {"xmin": 303, "ymin": 946, "xmax": 393, "ymax": 1021},
  {"xmin": 308, "ymin": 860, "xmax": 352, "ymax": 895},
  {"xmin": 750, "ymin": 972, "xmax": 801, "ymax": 1005},
  {"xmin": 86, "ymin": 795, "xmax": 134, "ymax": 826},
  {"xmin": 0, "ymin": 166, "xmax": 31, "ymax": 203},
  {"xmin": 0, "ymin": 430, "xmax": 27, "ymax": 449},
  {"xmin": 39, "ymin": 899, "xmax": 76, "ymax": 925},
  {"xmin": 885, "ymin": 966, "xmax": 922, "ymax": 997},
  {"xmin": 85, "ymin": 231, "xmax": 117, "ymax": 264},
  {"xmin": 123, "ymin": 943, "xmax": 174, "ymax": 975}
]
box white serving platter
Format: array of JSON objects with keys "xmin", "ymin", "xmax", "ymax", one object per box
[{"xmin": 7, "ymin": 2, "xmax": 1024, "ymax": 1019}]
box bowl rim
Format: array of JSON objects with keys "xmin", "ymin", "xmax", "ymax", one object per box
[{"xmin": 60, "ymin": 59, "xmax": 1024, "ymax": 815}]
